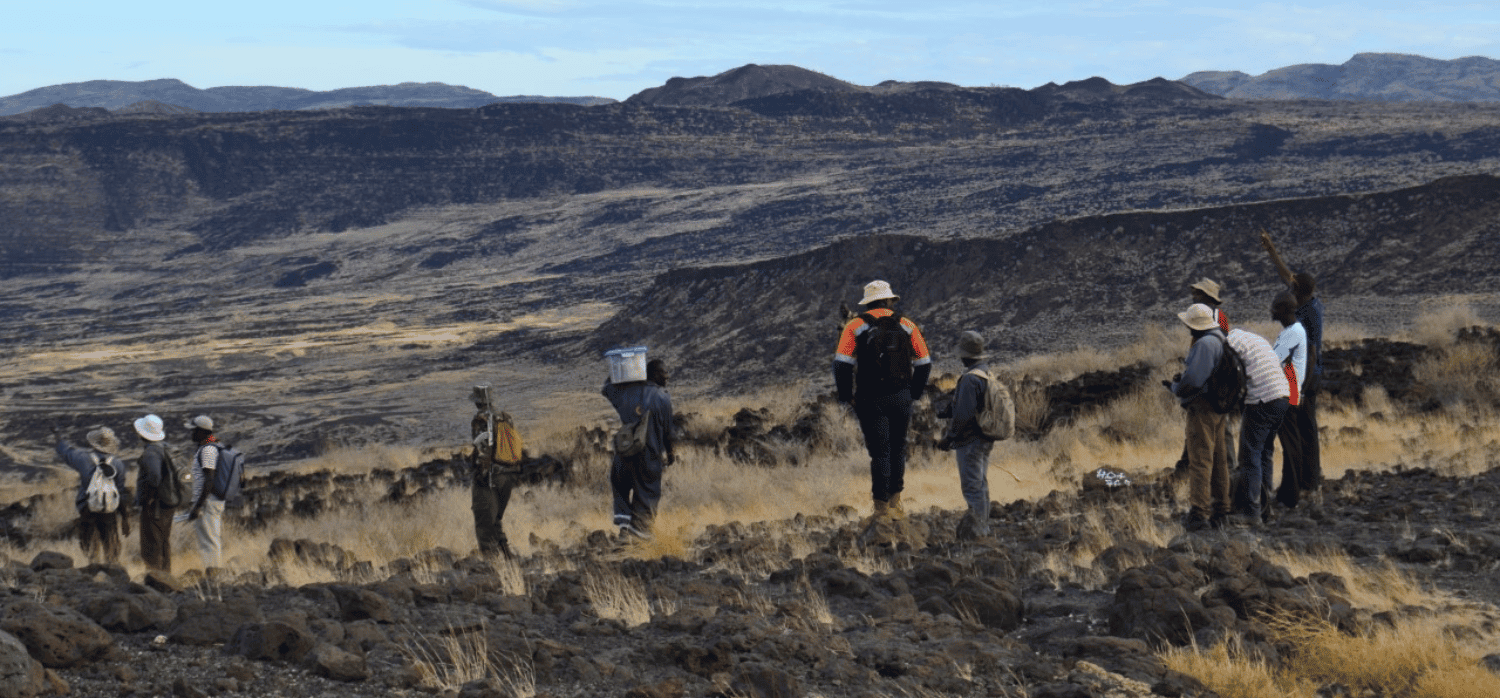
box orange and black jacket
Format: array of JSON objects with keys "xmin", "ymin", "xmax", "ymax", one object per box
[{"xmin": 832, "ymin": 308, "xmax": 932, "ymax": 403}]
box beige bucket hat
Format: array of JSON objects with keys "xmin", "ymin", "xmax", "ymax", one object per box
[
  {"xmin": 1178, "ymin": 303, "xmax": 1219, "ymax": 331},
  {"xmin": 86, "ymin": 426, "xmax": 121, "ymax": 454},
  {"xmin": 1189, "ymin": 278, "xmax": 1222, "ymax": 303},
  {"xmin": 859, "ymin": 280, "xmax": 899, "ymax": 306}
]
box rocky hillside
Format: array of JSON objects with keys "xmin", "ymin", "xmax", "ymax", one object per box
[
  {"xmin": 0, "ymin": 78, "xmax": 614, "ymax": 116},
  {"xmin": 626, "ymin": 64, "xmax": 862, "ymax": 106},
  {"xmin": 1183, "ymin": 52, "xmax": 1500, "ymax": 101},
  {"xmin": 4, "ymin": 72, "xmax": 1500, "ymax": 469},
  {"xmin": 589, "ymin": 175, "xmax": 1500, "ymax": 387}
]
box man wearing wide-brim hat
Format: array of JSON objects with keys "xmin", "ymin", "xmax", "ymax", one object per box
[
  {"xmin": 833, "ymin": 280, "xmax": 933, "ymax": 520},
  {"xmin": 52, "ymin": 424, "xmax": 131, "ymax": 564},
  {"xmin": 133, "ymin": 414, "xmax": 178, "ymax": 573},
  {"xmin": 1167, "ymin": 303, "xmax": 1231, "ymax": 531}
]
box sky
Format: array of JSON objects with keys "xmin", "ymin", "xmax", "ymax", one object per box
[{"xmin": 4, "ymin": 1, "xmax": 1498, "ymax": 100}]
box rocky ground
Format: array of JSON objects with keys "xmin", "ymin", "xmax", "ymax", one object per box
[
  {"xmin": 3, "ymin": 333, "xmax": 1497, "ymax": 698},
  {"xmin": 3, "ymin": 458, "xmax": 1500, "ymax": 698}
]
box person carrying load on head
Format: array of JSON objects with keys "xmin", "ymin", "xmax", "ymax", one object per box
[
  {"xmin": 469, "ymin": 385, "xmax": 524, "ymax": 560},
  {"xmin": 833, "ymin": 280, "xmax": 932, "ymax": 521},
  {"xmin": 602, "ymin": 352, "xmax": 675, "ymax": 541}
]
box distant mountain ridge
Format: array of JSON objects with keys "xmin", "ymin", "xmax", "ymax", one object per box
[
  {"xmin": 1183, "ymin": 53, "xmax": 1500, "ymax": 101},
  {"xmin": 628, "ymin": 63, "xmax": 1215, "ymax": 108},
  {"xmin": 0, "ymin": 78, "xmax": 615, "ymax": 116}
]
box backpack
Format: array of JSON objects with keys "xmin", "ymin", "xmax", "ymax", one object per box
[
  {"xmin": 208, "ymin": 444, "xmax": 245, "ymax": 502},
  {"xmin": 612, "ymin": 409, "xmax": 652, "ymax": 458},
  {"xmin": 150, "ymin": 447, "xmax": 188, "ymax": 510},
  {"xmin": 1206, "ymin": 334, "xmax": 1248, "ymax": 414},
  {"xmin": 492, "ymin": 418, "xmax": 524, "ymax": 466},
  {"xmin": 857, "ymin": 312, "xmax": 913, "ymax": 390},
  {"xmin": 968, "ymin": 369, "xmax": 1016, "ymax": 441},
  {"xmin": 85, "ymin": 456, "xmax": 120, "ymax": 514}
]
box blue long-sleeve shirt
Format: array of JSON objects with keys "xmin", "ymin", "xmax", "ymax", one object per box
[
  {"xmin": 943, "ymin": 362, "xmax": 991, "ymax": 447},
  {"xmin": 1297, "ymin": 297, "xmax": 1325, "ymax": 376},
  {"xmin": 56, "ymin": 440, "xmax": 128, "ymax": 514},
  {"xmin": 1172, "ymin": 330, "xmax": 1225, "ymax": 407}
]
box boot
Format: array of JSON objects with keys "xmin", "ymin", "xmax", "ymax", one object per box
[
  {"xmin": 870, "ymin": 499, "xmax": 888, "ymax": 520},
  {"xmin": 886, "ymin": 492, "xmax": 906, "ymax": 520}
]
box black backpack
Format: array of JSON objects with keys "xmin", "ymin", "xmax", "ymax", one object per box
[
  {"xmin": 1206, "ymin": 334, "xmax": 1248, "ymax": 414},
  {"xmin": 857, "ymin": 312, "xmax": 913, "ymax": 390}
]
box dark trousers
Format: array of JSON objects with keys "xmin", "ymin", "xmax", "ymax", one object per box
[
  {"xmin": 1274, "ymin": 375, "xmax": 1323, "ymax": 507},
  {"xmin": 611, "ymin": 454, "xmax": 663, "ymax": 531},
  {"xmin": 856, "ymin": 391, "xmax": 913, "ymax": 502},
  {"xmin": 1234, "ymin": 398, "xmax": 1289, "ymax": 519},
  {"xmin": 1297, "ymin": 376, "xmax": 1322, "ymax": 488},
  {"xmin": 78, "ymin": 510, "xmax": 121, "ymax": 564},
  {"xmin": 139, "ymin": 505, "xmax": 175, "ymax": 572},
  {"xmin": 472, "ymin": 471, "xmax": 518, "ymax": 556}
]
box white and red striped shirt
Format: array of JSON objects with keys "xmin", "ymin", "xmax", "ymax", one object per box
[{"xmin": 1227, "ymin": 328, "xmax": 1291, "ymax": 405}]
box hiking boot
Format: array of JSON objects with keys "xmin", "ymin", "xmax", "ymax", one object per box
[
  {"xmin": 886, "ymin": 493, "xmax": 906, "ymax": 520},
  {"xmin": 1181, "ymin": 510, "xmax": 1212, "ymax": 533},
  {"xmin": 871, "ymin": 499, "xmax": 888, "ymax": 520},
  {"xmin": 620, "ymin": 523, "xmax": 653, "ymax": 541}
]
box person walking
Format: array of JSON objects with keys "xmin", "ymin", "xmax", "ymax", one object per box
[
  {"xmin": 53, "ymin": 425, "xmax": 130, "ymax": 564},
  {"xmin": 132, "ymin": 414, "xmax": 178, "ymax": 572},
  {"xmin": 1224, "ymin": 326, "xmax": 1291, "ymax": 525},
  {"xmin": 936, "ymin": 331, "xmax": 1011, "ymax": 538},
  {"xmin": 1271, "ymin": 292, "xmax": 1312, "ymax": 509},
  {"xmin": 468, "ymin": 386, "xmax": 522, "ymax": 559},
  {"xmin": 179, "ymin": 415, "xmax": 228, "ymax": 569},
  {"xmin": 1168, "ymin": 304, "xmax": 1232, "ymax": 531},
  {"xmin": 602, "ymin": 358, "xmax": 675, "ymax": 539},
  {"xmin": 833, "ymin": 280, "xmax": 932, "ymax": 520},
  {"xmin": 1261, "ymin": 231, "xmax": 1325, "ymax": 498}
]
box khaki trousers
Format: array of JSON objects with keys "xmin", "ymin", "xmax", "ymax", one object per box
[{"xmin": 1185, "ymin": 399, "xmax": 1230, "ymax": 518}]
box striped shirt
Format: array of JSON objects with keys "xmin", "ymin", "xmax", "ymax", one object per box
[
  {"xmin": 1227, "ymin": 329, "xmax": 1290, "ymax": 405},
  {"xmin": 173, "ymin": 443, "xmax": 219, "ymax": 523}
]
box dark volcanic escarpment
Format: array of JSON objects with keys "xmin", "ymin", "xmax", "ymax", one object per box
[
  {"xmin": 4, "ymin": 68, "xmax": 1500, "ymax": 468},
  {"xmin": 589, "ymin": 174, "xmax": 1500, "ymax": 386}
]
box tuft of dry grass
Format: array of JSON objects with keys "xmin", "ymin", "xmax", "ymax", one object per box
[
  {"xmin": 1162, "ymin": 636, "xmax": 1315, "ymax": 698},
  {"xmin": 1261, "ymin": 549, "xmax": 1437, "ymax": 613},
  {"xmin": 399, "ymin": 622, "xmax": 535, "ymax": 696},
  {"xmin": 1274, "ymin": 614, "xmax": 1500, "ymax": 697},
  {"xmin": 1409, "ymin": 303, "xmax": 1489, "ymax": 349},
  {"xmin": 1414, "ymin": 341, "xmax": 1498, "ymax": 408},
  {"xmin": 581, "ymin": 564, "xmax": 651, "ymax": 627}
]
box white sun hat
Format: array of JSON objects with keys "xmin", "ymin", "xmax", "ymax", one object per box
[
  {"xmin": 134, "ymin": 414, "xmax": 166, "ymax": 442},
  {"xmin": 859, "ymin": 280, "xmax": 900, "ymax": 306}
]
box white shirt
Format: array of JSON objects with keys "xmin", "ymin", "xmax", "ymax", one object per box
[{"xmin": 1274, "ymin": 322, "xmax": 1308, "ymax": 392}]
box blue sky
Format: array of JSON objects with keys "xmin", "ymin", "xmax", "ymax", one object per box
[{"xmin": 4, "ymin": 1, "xmax": 1497, "ymax": 99}]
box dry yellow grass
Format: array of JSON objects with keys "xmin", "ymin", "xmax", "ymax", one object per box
[{"xmin": 1165, "ymin": 611, "xmax": 1500, "ymax": 698}]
